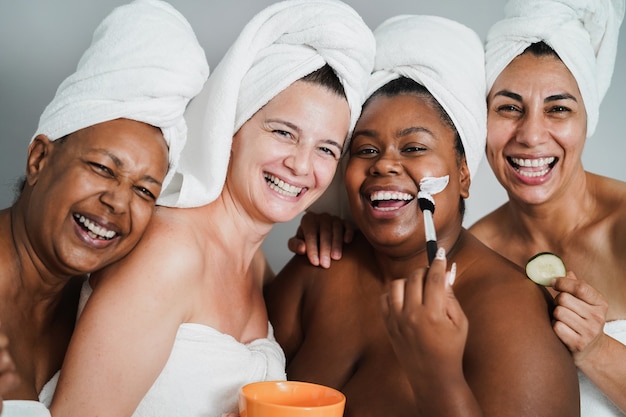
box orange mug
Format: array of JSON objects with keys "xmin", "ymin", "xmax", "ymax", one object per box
[{"xmin": 239, "ymin": 380, "xmax": 346, "ymax": 417}]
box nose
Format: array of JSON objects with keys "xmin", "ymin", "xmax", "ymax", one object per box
[
  {"xmin": 516, "ymin": 110, "xmax": 549, "ymax": 147},
  {"xmin": 369, "ymin": 152, "xmax": 402, "ymax": 176},
  {"xmin": 284, "ymin": 145, "xmax": 313, "ymax": 176},
  {"xmin": 99, "ymin": 182, "xmax": 131, "ymax": 214}
]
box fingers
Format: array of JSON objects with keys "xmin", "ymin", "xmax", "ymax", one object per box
[
  {"xmin": 552, "ymin": 272, "xmax": 608, "ymax": 309},
  {"xmin": 287, "ymin": 226, "xmax": 308, "ymax": 256},
  {"xmin": 422, "ymin": 248, "xmax": 448, "ymax": 310}
]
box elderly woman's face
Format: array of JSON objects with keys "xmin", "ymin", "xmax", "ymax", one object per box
[
  {"xmin": 229, "ymin": 80, "xmax": 350, "ymax": 224},
  {"xmin": 25, "ymin": 118, "xmax": 169, "ymax": 276},
  {"xmin": 346, "ymin": 93, "xmax": 468, "ymax": 252},
  {"xmin": 486, "ymin": 53, "xmax": 587, "ymax": 205}
]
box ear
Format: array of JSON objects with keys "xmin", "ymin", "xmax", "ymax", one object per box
[
  {"xmin": 26, "ymin": 135, "xmax": 54, "ymax": 186},
  {"xmin": 459, "ymin": 157, "xmax": 471, "ymax": 199}
]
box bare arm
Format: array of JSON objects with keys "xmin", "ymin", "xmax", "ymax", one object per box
[
  {"xmin": 0, "ymin": 326, "xmax": 19, "ymax": 410},
  {"xmin": 49, "ymin": 231, "xmax": 192, "ymax": 417},
  {"xmin": 553, "ymin": 273, "xmax": 626, "ymax": 413},
  {"xmin": 382, "ymin": 249, "xmax": 579, "ymax": 417},
  {"xmin": 264, "ymin": 255, "xmax": 312, "ymax": 362}
]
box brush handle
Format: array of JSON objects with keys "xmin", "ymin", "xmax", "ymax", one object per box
[{"xmin": 423, "ymin": 209, "xmax": 438, "ymax": 265}]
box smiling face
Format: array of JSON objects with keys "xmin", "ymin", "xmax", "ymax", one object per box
[
  {"xmin": 346, "ymin": 90, "xmax": 469, "ymax": 253},
  {"xmin": 24, "ymin": 118, "xmax": 169, "ymax": 276},
  {"xmin": 486, "ymin": 52, "xmax": 587, "ymax": 205},
  {"xmin": 227, "ymin": 79, "xmax": 350, "ymax": 224}
]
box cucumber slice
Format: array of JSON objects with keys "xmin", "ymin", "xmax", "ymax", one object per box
[{"xmin": 525, "ymin": 252, "xmax": 566, "ymax": 286}]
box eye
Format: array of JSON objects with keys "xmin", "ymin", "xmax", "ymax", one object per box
[
  {"xmin": 350, "ymin": 146, "xmax": 378, "ymax": 158},
  {"xmin": 496, "ymin": 104, "xmax": 522, "ymax": 113},
  {"xmin": 547, "ymin": 105, "xmax": 571, "ymax": 114},
  {"xmin": 89, "ymin": 162, "xmax": 114, "ymax": 177},
  {"xmin": 273, "ymin": 129, "xmax": 294, "ymax": 140},
  {"xmin": 133, "ymin": 185, "xmax": 157, "ymax": 202},
  {"xmin": 318, "ymin": 146, "xmax": 339, "ymax": 159},
  {"xmin": 402, "ymin": 145, "xmax": 427, "ymax": 153}
]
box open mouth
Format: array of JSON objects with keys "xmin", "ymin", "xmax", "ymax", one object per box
[
  {"xmin": 264, "ymin": 173, "xmax": 304, "ymax": 197},
  {"xmin": 73, "ymin": 214, "xmax": 118, "ymax": 240},
  {"xmin": 369, "ymin": 190, "xmax": 414, "ymax": 211},
  {"xmin": 508, "ymin": 156, "xmax": 557, "ymax": 178}
]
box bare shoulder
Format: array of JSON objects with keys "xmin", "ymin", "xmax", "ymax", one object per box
[
  {"xmin": 93, "ymin": 207, "xmax": 202, "ymax": 298},
  {"xmin": 467, "ymin": 203, "xmax": 512, "ymax": 250}
]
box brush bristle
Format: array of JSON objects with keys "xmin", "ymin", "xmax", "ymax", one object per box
[{"xmin": 417, "ymin": 193, "xmax": 435, "ymax": 213}]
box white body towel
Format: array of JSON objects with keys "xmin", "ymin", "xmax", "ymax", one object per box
[
  {"xmin": 485, "ymin": 0, "xmax": 625, "ymax": 137},
  {"xmin": 34, "ymin": 0, "xmax": 209, "ymax": 205},
  {"xmin": 579, "ymin": 320, "xmax": 626, "ymax": 417},
  {"xmin": 159, "ymin": 0, "xmax": 375, "ymax": 208},
  {"xmin": 39, "ymin": 281, "xmax": 286, "ymax": 416}
]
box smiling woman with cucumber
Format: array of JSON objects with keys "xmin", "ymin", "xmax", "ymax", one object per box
[{"xmin": 469, "ymin": 0, "xmax": 626, "ymax": 414}]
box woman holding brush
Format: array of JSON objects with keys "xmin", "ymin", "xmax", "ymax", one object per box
[{"xmin": 264, "ymin": 14, "xmax": 579, "ymax": 417}]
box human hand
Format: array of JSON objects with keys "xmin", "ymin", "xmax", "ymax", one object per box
[
  {"xmin": 551, "ymin": 271, "xmax": 609, "ymax": 366},
  {"xmin": 381, "ymin": 248, "xmax": 466, "ymax": 378},
  {"xmin": 287, "ymin": 211, "xmax": 354, "ymax": 268}
]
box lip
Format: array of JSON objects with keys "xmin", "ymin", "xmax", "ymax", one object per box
[
  {"xmin": 506, "ymin": 155, "xmax": 557, "ymax": 185},
  {"xmin": 361, "ymin": 184, "xmax": 416, "ymax": 220},
  {"xmin": 264, "ymin": 172, "xmax": 308, "ymax": 199},
  {"xmin": 72, "ymin": 213, "xmax": 121, "ymax": 249}
]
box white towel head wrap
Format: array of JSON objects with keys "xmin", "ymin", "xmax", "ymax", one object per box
[
  {"xmin": 366, "ymin": 15, "xmax": 487, "ymax": 180},
  {"xmin": 159, "ymin": 0, "xmax": 375, "ymax": 208},
  {"xmin": 485, "ymin": 0, "xmax": 625, "ymax": 137},
  {"xmin": 33, "ymin": 0, "xmax": 210, "ymax": 205}
]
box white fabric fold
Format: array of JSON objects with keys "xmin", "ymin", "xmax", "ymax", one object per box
[
  {"xmin": 33, "ymin": 0, "xmax": 210, "ymax": 204},
  {"xmin": 368, "ymin": 15, "xmax": 487, "ymax": 180},
  {"xmin": 485, "ymin": 0, "xmax": 625, "ymax": 137},
  {"xmin": 159, "ymin": 0, "xmax": 375, "ymax": 208}
]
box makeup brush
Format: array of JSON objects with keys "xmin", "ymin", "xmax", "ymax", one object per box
[
  {"xmin": 418, "ymin": 192, "xmax": 437, "ymax": 265},
  {"xmin": 417, "ymin": 175, "xmax": 449, "ymax": 266}
]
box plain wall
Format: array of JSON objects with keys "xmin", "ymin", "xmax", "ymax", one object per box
[{"xmin": 1, "ymin": 0, "xmax": 624, "ymax": 273}]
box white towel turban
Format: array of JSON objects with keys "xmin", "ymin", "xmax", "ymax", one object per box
[
  {"xmin": 308, "ymin": 14, "xmax": 487, "ymax": 218},
  {"xmin": 158, "ymin": 0, "xmax": 376, "ymax": 208},
  {"xmin": 485, "ymin": 0, "xmax": 625, "ymax": 137},
  {"xmin": 33, "ymin": 0, "xmax": 210, "ymax": 205},
  {"xmin": 368, "ymin": 15, "xmax": 487, "ymax": 180}
]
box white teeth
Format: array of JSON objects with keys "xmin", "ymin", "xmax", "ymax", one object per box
[
  {"xmin": 264, "ymin": 174, "xmax": 303, "ymax": 197},
  {"xmin": 518, "ymin": 168, "xmax": 550, "ymax": 178},
  {"xmin": 511, "ymin": 157, "xmax": 555, "ymax": 168},
  {"xmin": 75, "ymin": 215, "xmax": 116, "ymax": 240},
  {"xmin": 369, "ymin": 190, "xmax": 414, "ymax": 202}
]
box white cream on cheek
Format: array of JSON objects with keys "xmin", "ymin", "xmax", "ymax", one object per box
[{"xmin": 417, "ymin": 175, "xmax": 449, "ymax": 204}]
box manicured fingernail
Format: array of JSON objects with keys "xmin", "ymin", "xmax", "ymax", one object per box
[
  {"xmin": 447, "ymin": 262, "xmax": 457, "ymax": 286},
  {"xmin": 436, "ymin": 247, "xmax": 446, "ymax": 259}
]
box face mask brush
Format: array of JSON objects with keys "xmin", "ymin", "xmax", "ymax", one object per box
[{"xmin": 417, "ymin": 175, "xmax": 449, "ymax": 265}]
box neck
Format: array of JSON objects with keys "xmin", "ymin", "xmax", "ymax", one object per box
[
  {"xmin": 505, "ymin": 170, "xmax": 594, "ymax": 246},
  {"xmin": 1, "ymin": 206, "xmax": 76, "ymax": 320}
]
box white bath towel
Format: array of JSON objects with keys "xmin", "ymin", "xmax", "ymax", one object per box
[
  {"xmin": 579, "ymin": 320, "xmax": 626, "ymax": 417},
  {"xmin": 309, "ymin": 15, "xmax": 487, "ymax": 218},
  {"xmin": 368, "ymin": 15, "xmax": 487, "ymax": 180},
  {"xmin": 485, "ymin": 0, "xmax": 625, "ymax": 137},
  {"xmin": 159, "ymin": 0, "xmax": 375, "ymax": 208},
  {"xmin": 33, "ymin": 0, "xmax": 209, "ymax": 205}
]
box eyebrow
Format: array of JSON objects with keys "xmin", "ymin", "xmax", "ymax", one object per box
[
  {"xmin": 267, "ymin": 118, "xmax": 343, "ymax": 151},
  {"xmin": 493, "ymin": 90, "xmax": 578, "ymax": 103},
  {"xmin": 96, "ymin": 148, "xmax": 163, "ymax": 186},
  {"xmin": 352, "ymin": 126, "xmax": 434, "ymax": 139}
]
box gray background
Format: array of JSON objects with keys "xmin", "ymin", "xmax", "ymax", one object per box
[{"xmin": 1, "ymin": 1, "xmax": 624, "ymax": 273}]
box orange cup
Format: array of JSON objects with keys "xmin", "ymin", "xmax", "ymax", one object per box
[{"xmin": 239, "ymin": 380, "xmax": 346, "ymax": 417}]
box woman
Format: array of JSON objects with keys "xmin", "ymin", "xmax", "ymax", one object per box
[
  {"xmin": 48, "ymin": 1, "xmax": 375, "ymax": 416},
  {"xmin": 0, "ymin": 0, "xmax": 207, "ymax": 411},
  {"xmin": 471, "ymin": 0, "xmax": 626, "ymax": 414},
  {"xmin": 265, "ymin": 15, "xmax": 579, "ymax": 417}
]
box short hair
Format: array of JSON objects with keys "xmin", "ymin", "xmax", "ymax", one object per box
[
  {"xmin": 523, "ymin": 41, "xmax": 561, "ymax": 60},
  {"xmin": 301, "ymin": 64, "xmax": 346, "ymax": 99}
]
